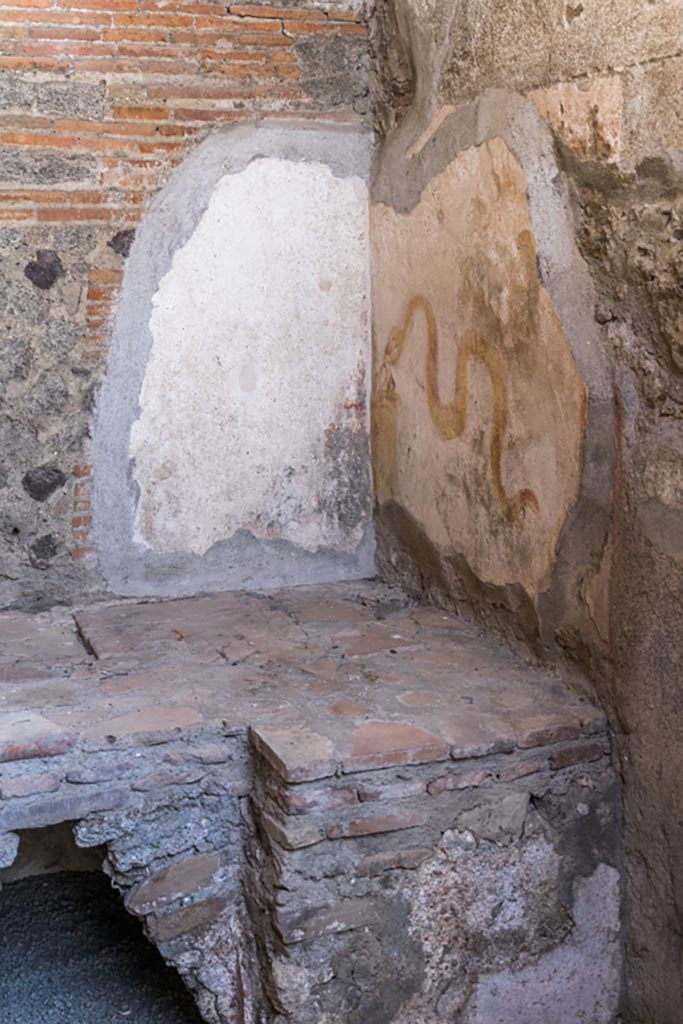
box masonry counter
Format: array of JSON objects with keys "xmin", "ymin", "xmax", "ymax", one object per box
[{"xmin": 0, "ymin": 582, "xmax": 622, "ymax": 1024}]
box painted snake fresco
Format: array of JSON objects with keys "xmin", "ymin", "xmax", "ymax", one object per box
[{"xmin": 374, "ymin": 294, "xmax": 539, "ymax": 522}]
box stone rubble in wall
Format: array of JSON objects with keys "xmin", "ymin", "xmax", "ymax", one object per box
[{"xmin": 245, "ymin": 737, "xmax": 616, "ymax": 1023}]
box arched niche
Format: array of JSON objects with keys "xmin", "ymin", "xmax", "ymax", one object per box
[{"xmin": 93, "ymin": 122, "xmax": 374, "ymax": 598}]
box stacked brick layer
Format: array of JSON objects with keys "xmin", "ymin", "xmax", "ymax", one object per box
[{"xmin": 0, "ymin": 0, "xmax": 368, "ymax": 228}]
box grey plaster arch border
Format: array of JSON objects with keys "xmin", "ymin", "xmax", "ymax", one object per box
[
  {"xmin": 92, "ymin": 120, "xmax": 374, "ymax": 599},
  {"xmin": 371, "ymin": 90, "xmax": 616, "ymax": 654}
]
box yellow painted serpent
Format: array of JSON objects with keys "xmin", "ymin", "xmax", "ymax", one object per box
[{"xmin": 373, "ymin": 294, "xmax": 539, "ymax": 522}]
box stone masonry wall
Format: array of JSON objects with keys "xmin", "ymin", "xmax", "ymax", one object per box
[
  {"xmin": 0, "ymin": 0, "xmax": 371, "ymax": 611},
  {"xmin": 370, "ymin": 2, "xmax": 683, "ymax": 1020},
  {"xmin": 246, "ymin": 728, "xmax": 621, "ymax": 1024},
  {"xmin": 0, "ymin": 701, "xmax": 621, "ymax": 1023}
]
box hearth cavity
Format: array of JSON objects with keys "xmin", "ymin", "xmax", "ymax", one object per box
[{"xmin": 0, "ymin": 826, "xmax": 202, "ymax": 1024}]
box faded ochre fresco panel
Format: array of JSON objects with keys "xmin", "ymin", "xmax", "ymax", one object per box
[
  {"xmin": 130, "ymin": 157, "xmax": 370, "ymax": 557},
  {"xmin": 371, "ymin": 137, "xmax": 586, "ymax": 596}
]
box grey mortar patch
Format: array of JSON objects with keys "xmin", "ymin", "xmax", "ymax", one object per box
[
  {"xmin": 294, "ymin": 34, "xmax": 370, "ymax": 112},
  {"xmin": 92, "ymin": 120, "xmax": 375, "ymax": 599},
  {"xmin": 0, "ymin": 149, "xmax": 95, "ymax": 185}
]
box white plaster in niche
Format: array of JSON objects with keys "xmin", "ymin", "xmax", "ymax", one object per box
[{"xmin": 129, "ymin": 157, "xmax": 370, "ymax": 558}]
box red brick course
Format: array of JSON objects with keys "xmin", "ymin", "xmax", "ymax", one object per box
[{"xmin": 0, "ymin": 0, "xmax": 367, "ymax": 224}]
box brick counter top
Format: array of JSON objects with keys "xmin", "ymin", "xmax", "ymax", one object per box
[{"xmin": 0, "ymin": 581, "xmax": 606, "ymax": 776}]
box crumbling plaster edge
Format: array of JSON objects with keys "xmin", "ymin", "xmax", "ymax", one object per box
[{"xmin": 91, "ymin": 120, "xmax": 375, "ymax": 599}]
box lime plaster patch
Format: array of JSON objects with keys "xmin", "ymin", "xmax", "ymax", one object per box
[{"xmin": 130, "ymin": 158, "xmax": 369, "ymax": 558}]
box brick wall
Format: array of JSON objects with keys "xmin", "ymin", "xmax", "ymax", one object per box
[{"xmin": 0, "ymin": 0, "xmax": 370, "ymax": 608}]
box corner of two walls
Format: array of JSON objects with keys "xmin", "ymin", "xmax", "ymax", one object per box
[
  {"xmin": 91, "ymin": 89, "xmax": 615, "ymax": 656},
  {"xmin": 1, "ymin": 0, "xmax": 617, "ymax": 649}
]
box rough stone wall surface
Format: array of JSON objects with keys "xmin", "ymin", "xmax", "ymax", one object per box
[
  {"xmin": 0, "ymin": 0, "xmax": 371, "ymax": 610},
  {"xmin": 370, "ymin": 1, "xmax": 683, "ymax": 1020},
  {"xmin": 0, "ymin": 717, "xmax": 621, "ymax": 1024}
]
